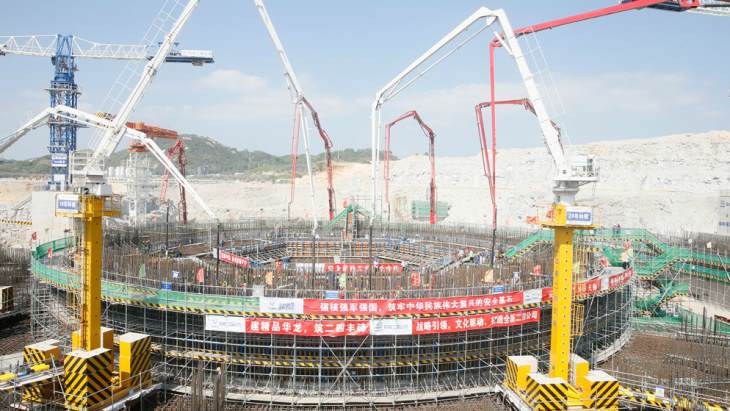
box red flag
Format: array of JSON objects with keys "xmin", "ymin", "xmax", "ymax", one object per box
[
  {"xmin": 47, "ymin": 247, "xmax": 53, "ymax": 260},
  {"xmin": 196, "ymin": 267, "xmax": 205, "ymax": 284},
  {"xmin": 31, "ymin": 232, "xmax": 37, "ymax": 241},
  {"xmin": 410, "ymin": 272, "xmax": 421, "ymax": 287}
]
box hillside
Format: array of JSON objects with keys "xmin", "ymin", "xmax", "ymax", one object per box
[
  {"xmin": 0, "ymin": 134, "xmax": 384, "ymax": 181},
  {"xmin": 0, "ymin": 155, "xmax": 50, "ymax": 177},
  {"xmin": 185, "ymin": 130, "xmax": 730, "ymax": 234}
]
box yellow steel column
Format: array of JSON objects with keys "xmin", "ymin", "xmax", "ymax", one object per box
[
  {"xmin": 549, "ymin": 225, "xmax": 574, "ymax": 380},
  {"xmin": 81, "ymin": 195, "xmax": 103, "ymax": 352}
]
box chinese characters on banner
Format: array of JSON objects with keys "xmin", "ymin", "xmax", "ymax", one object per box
[
  {"xmin": 574, "ymin": 277, "xmax": 601, "ymax": 296},
  {"xmin": 209, "ymin": 308, "xmax": 540, "ymax": 336},
  {"xmin": 608, "ymin": 268, "xmax": 633, "ymax": 289},
  {"xmin": 323, "ymin": 263, "xmax": 403, "ymax": 273},
  {"xmin": 245, "ymin": 318, "xmax": 370, "ymax": 337},
  {"xmin": 302, "ymin": 291, "xmax": 524, "ymax": 316},
  {"xmin": 216, "ymin": 249, "xmax": 250, "ymax": 268},
  {"xmin": 412, "ymin": 308, "xmax": 540, "ymax": 335},
  {"xmin": 410, "ymin": 272, "xmax": 421, "ymax": 287}
]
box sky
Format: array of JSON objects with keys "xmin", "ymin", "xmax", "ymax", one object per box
[{"xmin": 1, "ymin": 1, "xmax": 728, "ymax": 160}]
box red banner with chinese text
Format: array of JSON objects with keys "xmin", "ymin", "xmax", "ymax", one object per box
[
  {"xmin": 245, "ymin": 318, "xmax": 370, "ymax": 337},
  {"xmin": 412, "ymin": 308, "xmax": 541, "ymax": 335},
  {"xmin": 303, "ymin": 291, "xmax": 524, "ymax": 316}
]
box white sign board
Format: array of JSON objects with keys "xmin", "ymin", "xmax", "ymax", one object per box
[
  {"xmin": 55, "ymin": 194, "xmax": 80, "ymax": 213},
  {"xmin": 205, "ymin": 315, "xmax": 246, "ymax": 333},
  {"xmin": 655, "ymin": 386, "xmax": 665, "ymax": 398},
  {"xmin": 51, "ymin": 153, "xmax": 68, "ymax": 167},
  {"xmin": 259, "ymin": 297, "xmax": 304, "ymax": 314},
  {"xmin": 524, "ymin": 289, "xmax": 542, "ymax": 305},
  {"xmin": 370, "ymin": 319, "xmax": 413, "ymax": 336},
  {"xmin": 566, "ymin": 206, "xmax": 593, "ymax": 226}
]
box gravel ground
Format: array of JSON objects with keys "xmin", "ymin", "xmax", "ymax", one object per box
[
  {"xmin": 0, "ymin": 314, "xmax": 31, "ymax": 356},
  {"xmin": 603, "ymin": 333, "xmax": 730, "ymax": 402}
]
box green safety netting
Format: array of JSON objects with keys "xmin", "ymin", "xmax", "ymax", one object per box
[
  {"xmin": 31, "ymin": 241, "xmax": 261, "ymax": 312},
  {"xmin": 410, "ymin": 200, "xmax": 450, "ymax": 220},
  {"xmin": 635, "ymin": 280, "xmax": 689, "ymax": 314},
  {"xmin": 506, "ymin": 229, "xmax": 729, "ymax": 282},
  {"xmin": 324, "ymin": 204, "xmax": 371, "ymax": 230}
]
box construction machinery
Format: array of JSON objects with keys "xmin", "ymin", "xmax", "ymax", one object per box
[
  {"xmin": 124, "ymin": 120, "xmax": 188, "ymax": 225},
  {"xmin": 475, "ymin": 98, "xmax": 563, "ymax": 266},
  {"xmin": 1, "ymin": 2, "xmax": 207, "ymax": 408},
  {"xmin": 383, "ymin": 110, "xmax": 437, "ymax": 224},
  {"xmin": 0, "ymin": 34, "xmax": 212, "ymax": 188},
  {"xmin": 159, "ymin": 139, "xmax": 188, "ymax": 224},
  {"xmin": 254, "ymin": 0, "xmax": 336, "ymax": 226},
  {"xmin": 368, "ymin": 4, "xmax": 612, "ymax": 410},
  {"xmin": 0, "ymin": 0, "xmax": 214, "ymax": 222},
  {"xmin": 0, "ymin": 105, "xmax": 214, "ymax": 222}
]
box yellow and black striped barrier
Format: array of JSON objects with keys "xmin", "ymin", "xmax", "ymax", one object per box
[
  {"xmin": 583, "ymin": 378, "xmax": 619, "ymax": 410},
  {"xmin": 0, "ymin": 218, "xmax": 31, "ymax": 226},
  {"xmin": 159, "ymin": 339, "xmax": 548, "ymax": 369},
  {"xmin": 118, "ymin": 332, "xmax": 152, "ymax": 389},
  {"xmin": 618, "ymin": 385, "xmax": 730, "ymax": 411},
  {"xmin": 20, "ymin": 339, "xmax": 61, "ymax": 404},
  {"xmin": 523, "ymin": 373, "xmax": 581, "ymax": 411},
  {"xmin": 63, "ymin": 348, "xmax": 113, "ymax": 410},
  {"xmin": 21, "ymin": 377, "xmax": 57, "ymax": 404},
  {"xmin": 23, "ymin": 339, "xmax": 61, "ymax": 368}
]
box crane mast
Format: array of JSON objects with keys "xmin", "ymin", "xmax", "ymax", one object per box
[{"xmin": 0, "ymin": 33, "xmax": 212, "ymax": 188}]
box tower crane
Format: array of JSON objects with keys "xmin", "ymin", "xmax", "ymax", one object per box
[
  {"xmin": 0, "ymin": 0, "xmax": 213, "ymax": 219},
  {"xmin": 0, "ymin": 34, "xmax": 213, "ymax": 189},
  {"xmin": 383, "ymin": 111, "xmax": 437, "ymax": 225},
  {"xmin": 5, "ymin": 3, "xmax": 212, "ymax": 407},
  {"xmin": 254, "ymin": 0, "xmax": 337, "ymax": 227}
]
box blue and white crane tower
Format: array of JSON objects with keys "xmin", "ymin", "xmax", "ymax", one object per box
[{"xmin": 0, "ymin": 34, "xmax": 213, "ymax": 189}]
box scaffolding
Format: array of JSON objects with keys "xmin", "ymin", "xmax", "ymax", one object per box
[{"xmin": 19, "ymin": 220, "xmax": 641, "ymax": 407}]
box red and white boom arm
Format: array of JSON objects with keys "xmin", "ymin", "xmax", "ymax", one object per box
[
  {"xmin": 384, "ymin": 111, "xmax": 437, "ymax": 225},
  {"xmin": 300, "ymin": 97, "xmax": 336, "ymax": 221},
  {"xmin": 475, "ymin": 98, "xmax": 563, "ymax": 228},
  {"xmin": 159, "ymin": 139, "xmax": 188, "ymax": 224},
  {"xmin": 371, "ymin": 7, "xmax": 572, "ymax": 220},
  {"xmin": 254, "ymin": 0, "xmax": 336, "ymax": 229}
]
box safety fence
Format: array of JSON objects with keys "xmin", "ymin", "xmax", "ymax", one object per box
[
  {"xmin": 506, "ymin": 228, "xmax": 729, "ymax": 282},
  {"xmin": 31, "ymin": 238, "xmax": 633, "ymax": 324}
]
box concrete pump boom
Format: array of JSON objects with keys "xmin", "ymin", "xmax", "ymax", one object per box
[
  {"xmin": 254, "ymin": 0, "xmax": 337, "ymax": 228},
  {"xmin": 474, "ymin": 98, "xmax": 563, "ymax": 229},
  {"xmin": 475, "ymin": 98, "xmax": 564, "ymax": 267},
  {"xmin": 383, "ymin": 111, "xmax": 437, "ymax": 225},
  {"xmin": 369, "ymin": 7, "xmax": 597, "ymax": 385},
  {"xmin": 0, "ymin": 105, "xmax": 215, "ymax": 219},
  {"xmin": 159, "ymin": 139, "xmax": 188, "ymax": 224},
  {"xmin": 370, "ymin": 7, "xmax": 587, "ymax": 222},
  {"xmin": 85, "ymin": 0, "xmax": 200, "ymax": 177}
]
